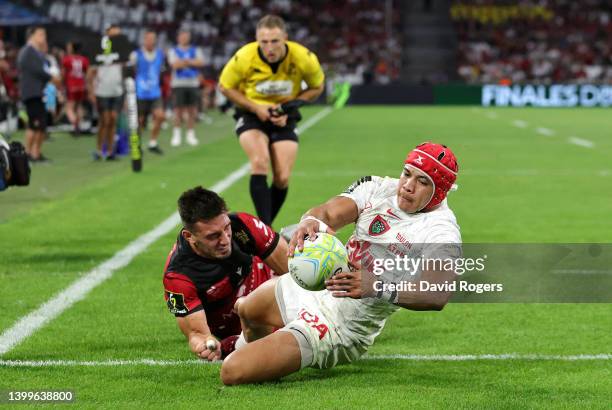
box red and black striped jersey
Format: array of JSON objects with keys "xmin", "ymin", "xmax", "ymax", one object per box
[{"xmin": 162, "ymin": 212, "xmax": 278, "ymax": 326}]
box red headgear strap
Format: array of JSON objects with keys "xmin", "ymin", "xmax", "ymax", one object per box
[{"xmin": 404, "ymin": 142, "xmax": 458, "ymax": 211}]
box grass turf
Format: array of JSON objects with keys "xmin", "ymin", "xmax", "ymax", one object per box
[{"xmin": 0, "ymin": 107, "xmax": 610, "ymax": 408}]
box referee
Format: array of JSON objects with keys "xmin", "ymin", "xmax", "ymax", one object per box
[{"xmin": 219, "ymin": 15, "xmax": 324, "ymax": 225}]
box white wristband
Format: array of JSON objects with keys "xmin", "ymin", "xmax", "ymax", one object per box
[{"xmin": 300, "ymin": 216, "xmax": 329, "ymax": 233}]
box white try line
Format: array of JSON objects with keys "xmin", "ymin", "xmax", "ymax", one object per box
[
  {"xmin": 363, "ymin": 353, "xmax": 612, "ymax": 361},
  {"xmin": 475, "ymin": 111, "xmax": 597, "ymax": 149},
  {"xmin": 0, "ymin": 107, "xmax": 334, "ymax": 356},
  {"xmin": 298, "ymin": 106, "xmax": 333, "ymax": 132},
  {"xmin": 1, "ymin": 354, "xmax": 610, "ymax": 367}
]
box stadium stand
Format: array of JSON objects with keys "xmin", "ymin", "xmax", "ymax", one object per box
[
  {"xmin": 453, "ymin": 0, "xmax": 612, "ymax": 84},
  {"xmin": 14, "ymin": 0, "xmax": 612, "ymax": 86},
  {"xmin": 24, "ymin": 0, "xmax": 403, "ymax": 85}
]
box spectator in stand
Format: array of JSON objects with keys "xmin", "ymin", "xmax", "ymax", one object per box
[
  {"xmin": 453, "ymin": 1, "xmax": 612, "ymax": 84},
  {"xmin": 62, "ymin": 41, "xmax": 89, "ymax": 136},
  {"xmin": 37, "ymin": 1, "xmax": 405, "ymax": 85}
]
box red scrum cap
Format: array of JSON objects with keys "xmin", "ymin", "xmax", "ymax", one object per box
[{"xmin": 404, "ymin": 142, "xmax": 458, "ymax": 211}]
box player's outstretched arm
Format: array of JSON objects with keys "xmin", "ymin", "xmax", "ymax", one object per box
[
  {"xmin": 263, "ymin": 236, "xmax": 289, "ymax": 274},
  {"xmin": 288, "ymin": 196, "xmax": 358, "ymax": 255},
  {"xmin": 326, "ymin": 260, "xmax": 456, "ymax": 311},
  {"xmin": 395, "ymin": 268, "xmax": 457, "ymax": 311},
  {"xmin": 176, "ymin": 310, "xmax": 221, "ymax": 361}
]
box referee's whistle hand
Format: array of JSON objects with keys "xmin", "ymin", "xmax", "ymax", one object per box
[
  {"xmin": 270, "ymin": 114, "xmax": 287, "ymax": 127},
  {"xmin": 254, "ymin": 105, "xmax": 272, "ymax": 122}
]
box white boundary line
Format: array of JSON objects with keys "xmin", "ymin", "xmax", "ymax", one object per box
[
  {"xmin": 363, "ymin": 353, "xmax": 612, "ymax": 361},
  {"xmin": 474, "ymin": 111, "xmax": 597, "ymax": 149},
  {"xmin": 1, "ymin": 354, "xmax": 610, "ymax": 367},
  {"xmin": 0, "ymin": 107, "xmax": 333, "ymax": 356},
  {"xmin": 568, "ymin": 136, "xmax": 594, "ymax": 148},
  {"xmin": 298, "ymin": 106, "xmax": 332, "ymax": 132},
  {"xmin": 536, "ymin": 127, "xmax": 555, "ymax": 136}
]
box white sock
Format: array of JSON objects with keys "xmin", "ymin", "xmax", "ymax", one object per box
[
  {"xmin": 235, "ymin": 332, "xmax": 248, "ymax": 351},
  {"xmin": 148, "ymin": 140, "xmax": 158, "ymax": 148},
  {"xmin": 173, "ymin": 127, "xmax": 181, "ymax": 138},
  {"xmin": 187, "ymin": 129, "xmax": 195, "ymax": 138}
]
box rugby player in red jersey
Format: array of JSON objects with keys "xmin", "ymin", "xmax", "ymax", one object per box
[
  {"xmin": 62, "ymin": 42, "xmax": 89, "ymax": 135},
  {"xmin": 163, "ymin": 186, "xmax": 289, "ymax": 360}
]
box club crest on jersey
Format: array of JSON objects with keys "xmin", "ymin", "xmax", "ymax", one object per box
[
  {"xmin": 234, "ymin": 229, "xmax": 249, "ymax": 245},
  {"xmin": 368, "ymin": 215, "xmax": 390, "ymax": 236}
]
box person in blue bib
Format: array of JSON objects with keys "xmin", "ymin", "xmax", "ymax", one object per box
[
  {"xmin": 129, "ymin": 29, "xmax": 166, "ymax": 154},
  {"xmin": 167, "ymin": 30, "xmax": 204, "ymax": 147}
]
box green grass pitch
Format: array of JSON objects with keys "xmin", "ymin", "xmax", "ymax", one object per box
[{"xmin": 0, "ymin": 107, "xmax": 610, "ymax": 408}]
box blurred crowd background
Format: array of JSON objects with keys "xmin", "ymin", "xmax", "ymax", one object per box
[{"xmin": 1, "ymin": 0, "xmax": 611, "ymax": 143}]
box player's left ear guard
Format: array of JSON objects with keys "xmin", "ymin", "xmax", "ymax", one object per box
[{"xmin": 405, "ymin": 142, "xmax": 458, "ymax": 211}]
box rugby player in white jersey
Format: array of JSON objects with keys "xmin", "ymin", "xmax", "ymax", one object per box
[{"xmin": 220, "ymin": 142, "xmax": 461, "ymax": 385}]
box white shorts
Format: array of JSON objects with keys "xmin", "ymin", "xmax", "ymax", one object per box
[{"xmin": 274, "ymin": 274, "xmax": 369, "ymax": 369}]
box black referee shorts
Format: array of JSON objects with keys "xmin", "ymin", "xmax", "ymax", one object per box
[
  {"xmin": 24, "ymin": 97, "xmax": 47, "ymax": 131},
  {"xmin": 233, "ymin": 109, "xmax": 299, "ymax": 144}
]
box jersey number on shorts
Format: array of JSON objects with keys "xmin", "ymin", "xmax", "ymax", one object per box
[{"xmin": 298, "ymin": 308, "xmax": 329, "ymax": 340}]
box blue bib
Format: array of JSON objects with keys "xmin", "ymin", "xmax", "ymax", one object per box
[
  {"xmin": 173, "ymin": 46, "xmax": 198, "ymax": 79},
  {"xmin": 136, "ymin": 48, "xmax": 163, "ymax": 100}
]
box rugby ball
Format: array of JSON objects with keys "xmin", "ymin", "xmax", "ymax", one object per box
[{"xmin": 289, "ymin": 233, "xmax": 349, "ymax": 291}]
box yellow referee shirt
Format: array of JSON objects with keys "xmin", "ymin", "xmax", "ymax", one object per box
[{"xmin": 219, "ymin": 41, "xmax": 324, "ymax": 106}]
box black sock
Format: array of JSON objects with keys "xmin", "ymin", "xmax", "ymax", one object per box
[
  {"xmin": 270, "ymin": 185, "xmax": 288, "ymax": 223},
  {"xmin": 250, "ymin": 174, "xmax": 271, "ymax": 225}
]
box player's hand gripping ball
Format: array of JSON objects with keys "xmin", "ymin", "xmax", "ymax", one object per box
[
  {"xmin": 289, "ymin": 233, "xmax": 349, "ymax": 291},
  {"xmin": 206, "ymin": 340, "xmax": 217, "ymax": 351}
]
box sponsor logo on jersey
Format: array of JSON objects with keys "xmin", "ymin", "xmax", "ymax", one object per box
[
  {"xmin": 396, "ymin": 232, "xmax": 410, "ymax": 244},
  {"xmin": 297, "ymin": 308, "xmax": 328, "ymax": 340},
  {"xmin": 165, "ymin": 290, "xmax": 188, "ymax": 314},
  {"xmin": 255, "ymin": 80, "xmax": 293, "ymax": 96},
  {"xmin": 368, "ymin": 215, "xmax": 390, "ymax": 236}
]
